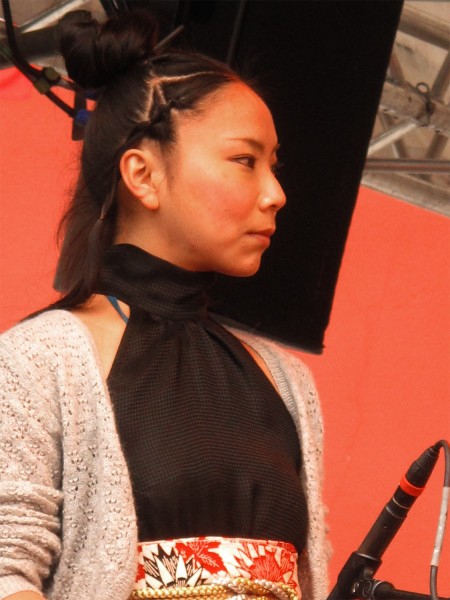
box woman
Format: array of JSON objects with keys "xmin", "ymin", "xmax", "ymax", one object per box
[{"xmin": 0, "ymin": 11, "xmax": 328, "ymax": 600}]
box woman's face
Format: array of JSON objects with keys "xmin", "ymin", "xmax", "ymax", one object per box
[{"xmin": 148, "ymin": 81, "xmax": 286, "ymax": 276}]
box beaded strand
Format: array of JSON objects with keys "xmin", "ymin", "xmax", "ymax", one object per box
[{"xmin": 130, "ymin": 577, "xmax": 299, "ymax": 600}]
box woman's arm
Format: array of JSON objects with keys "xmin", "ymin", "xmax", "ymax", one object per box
[{"xmin": 0, "ymin": 331, "xmax": 63, "ymax": 599}]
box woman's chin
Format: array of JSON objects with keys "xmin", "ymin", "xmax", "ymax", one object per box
[{"xmin": 219, "ymin": 259, "xmax": 262, "ymax": 278}]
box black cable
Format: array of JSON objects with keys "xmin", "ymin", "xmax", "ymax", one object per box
[
  {"xmin": 46, "ymin": 88, "xmax": 76, "ymax": 118},
  {"xmin": 99, "ymin": 0, "xmax": 130, "ymax": 17},
  {"xmin": 1, "ymin": 0, "xmax": 40, "ymax": 79},
  {"xmin": 226, "ymin": 0, "xmax": 249, "ymax": 66},
  {"xmin": 1, "ymin": 0, "xmax": 76, "ymax": 118}
]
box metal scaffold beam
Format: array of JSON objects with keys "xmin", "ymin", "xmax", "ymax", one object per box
[
  {"xmin": 365, "ymin": 159, "xmax": 450, "ymax": 173},
  {"xmin": 367, "ymin": 3, "xmax": 450, "ymax": 217},
  {"xmin": 399, "ymin": 3, "xmax": 450, "ymax": 50},
  {"xmin": 361, "ymin": 171, "xmax": 450, "ymax": 218}
]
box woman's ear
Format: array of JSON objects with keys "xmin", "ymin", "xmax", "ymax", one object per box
[{"xmin": 119, "ymin": 145, "xmax": 165, "ymax": 211}]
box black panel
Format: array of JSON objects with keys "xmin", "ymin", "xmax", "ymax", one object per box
[
  {"xmin": 3, "ymin": 0, "xmax": 402, "ymax": 349},
  {"xmin": 162, "ymin": 0, "xmax": 402, "ymax": 352},
  {"xmin": 9, "ymin": 0, "xmax": 400, "ymax": 351}
]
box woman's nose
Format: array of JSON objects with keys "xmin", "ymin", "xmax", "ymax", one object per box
[{"xmin": 260, "ymin": 175, "xmax": 286, "ymax": 211}]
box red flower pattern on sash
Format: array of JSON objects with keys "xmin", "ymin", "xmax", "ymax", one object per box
[
  {"xmin": 176, "ymin": 538, "xmax": 226, "ymax": 574},
  {"xmin": 237, "ymin": 546, "xmax": 297, "ymax": 587}
]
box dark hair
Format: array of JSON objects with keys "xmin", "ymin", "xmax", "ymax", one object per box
[{"xmin": 52, "ymin": 10, "xmax": 243, "ymax": 310}]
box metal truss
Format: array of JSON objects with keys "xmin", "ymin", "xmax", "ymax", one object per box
[
  {"xmin": 362, "ymin": 2, "xmax": 450, "ymax": 217},
  {"xmin": 2, "ymin": 1, "xmax": 449, "ymax": 216}
]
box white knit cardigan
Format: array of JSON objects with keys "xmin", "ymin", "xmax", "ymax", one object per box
[{"xmin": 0, "ymin": 310, "xmax": 329, "ymax": 600}]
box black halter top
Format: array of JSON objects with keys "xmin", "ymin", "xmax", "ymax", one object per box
[{"xmin": 96, "ymin": 244, "xmax": 308, "ymax": 553}]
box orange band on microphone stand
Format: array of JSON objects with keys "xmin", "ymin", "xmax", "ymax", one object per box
[{"xmin": 400, "ymin": 476, "xmax": 425, "ymax": 497}]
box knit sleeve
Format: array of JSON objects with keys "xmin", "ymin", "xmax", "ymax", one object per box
[
  {"xmin": 254, "ymin": 343, "xmax": 330, "ymax": 600},
  {"xmin": 0, "ymin": 333, "xmax": 63, "ymax": 598},
  {"xmin": 270, "ymin": 349, "xmax": 330, "ymax": 600}
]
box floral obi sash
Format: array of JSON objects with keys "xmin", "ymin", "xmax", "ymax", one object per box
[{"xmin": 130, "ymin": 537, "xmax": 301, "ymax": 600}]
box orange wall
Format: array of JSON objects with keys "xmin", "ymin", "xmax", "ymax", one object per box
[
  {"xmin": 1, "ymin": 72, "xmax": 449, "ymax": 594},
  {"xmin": 299, "ymin": 189, "xmax": 450, "ymax": 593},
  {"xmin": 0, "ymin": 71, "xmax": 75, "ymax": 324}
]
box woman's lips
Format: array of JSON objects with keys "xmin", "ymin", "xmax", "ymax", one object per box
[{"xmin": 247, "ymin": 228, "xmax": 275, "ymax": 246}]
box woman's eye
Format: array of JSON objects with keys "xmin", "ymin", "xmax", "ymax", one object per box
[{"xmin": 234, "ymin": 156, "xmax": 255, "ymax": 169}]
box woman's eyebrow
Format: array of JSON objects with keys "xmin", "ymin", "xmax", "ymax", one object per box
[{"xmin": 226, "ymin": 137, "xmax": 280, "ymax": 154}]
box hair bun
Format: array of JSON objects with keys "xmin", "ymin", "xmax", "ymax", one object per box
[{"xmin": 58, "ymin": 10, "xmax": 159, "ymax": 89}]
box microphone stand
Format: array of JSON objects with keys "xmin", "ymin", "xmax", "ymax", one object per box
[
  {"xmin": 327, "ymin": 444, "xmax": 449, "ymax": 600},
  {"xmin": 328, "ymin": 551, "xmax": 449, "ymax": 599}
]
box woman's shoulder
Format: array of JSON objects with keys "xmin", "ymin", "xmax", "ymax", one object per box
[
  {"xmin": 0, "ymin": 309, "xmax": 96, "ymax": 371},
  {"xmin": 229, "ymin": 326, "xmax": 322, "ymax": 424},
  {"xmin": 2, "ymin": 308, "xmax": 88, "ymax": 343},
  {"xmin": 230, "ymin": 326, "xmax": 314, "ymax": 379}
]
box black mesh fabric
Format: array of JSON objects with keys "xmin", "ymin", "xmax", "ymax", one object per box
[{"xmin": 97, "ymin": 244, "xmax": 308, "ymax": 553}]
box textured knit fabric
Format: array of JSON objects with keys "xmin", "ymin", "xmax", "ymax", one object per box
[
  {"xmin": 97, "ymin": 244, "xmax": 307, "ymax": 550},
  {"xmin": 0, "ymin": 310, "xmax": 329, "ymax": 600}
]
